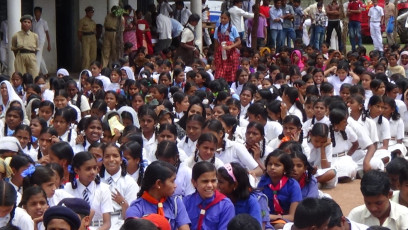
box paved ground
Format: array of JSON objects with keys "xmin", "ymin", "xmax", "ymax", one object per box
[{"xmin": 323, "ymin": 179, "xmax": 364, "ymax": 215}]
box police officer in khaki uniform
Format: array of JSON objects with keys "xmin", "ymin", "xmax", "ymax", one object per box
[
  {"xmin": 102, "ymin": 6, "xmax": 119, "ymax": 68},
  {"xmin": 78, "ymin": 6, "xmax": 97, "ymax": 69},
  {"xmin": 11, "ymin": 15, "xmax": 39, "ymax": 77}
]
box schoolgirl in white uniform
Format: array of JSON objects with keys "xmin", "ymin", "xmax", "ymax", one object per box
[
  {"xmin": 239, "ymin": 87, "xmax": 254, "ymax": 120},
  {"xmin": 326, "ymin": 62, "xmax": 359, "ymax": 95},
  {"xmin": 53, "ymin": 107, "xmax": 77, "ymax": 147},
  {"xmin": 178, "ymin": 114, "xmax": 205, "ymax": 157},
  {"xmin": 383, "ymin": 96, "xmax": 406, "ymax": 156},
  {"xmin": 367, "ymin": 95, "xmax": 392, "ymax": 163},
  {"xmin": 73, "ymin": 117, "xmax": 103, "ymax": 154},
  {"xmin": 328, "ymin": 108, "xmax": 359, "ymax": 181},
  {"xmin": 282, "ymin": 87, "xmax": 306, "ymax": 124},
  {"xmin": 100, "ymin": 144, "xmax": 139, "ymax": 230},
  {"xmin": 64, "ymin": 151, "xmax": 113, "ymax": 230},
  {"xmin": 246, "ymin": 102, "xmax": 282, "ymax": 143},
  {"xmin": 138, "ymin": 105, "xmax": 158, "ymax": 162},
  {"xmin": 302, "ymin": 98, "xmax": 330, "ymax": 136},
  {"xmin": 182, "ymin": 133, "xmax": 224, "ymax": 169}
]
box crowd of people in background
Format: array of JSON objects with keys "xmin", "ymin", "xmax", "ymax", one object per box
[{"xmin": 2, "ymin": 0, "xmax": 408, "ymax": 229}]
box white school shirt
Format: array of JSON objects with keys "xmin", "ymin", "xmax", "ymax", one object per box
[
  {"xmin": 389, "ymin": 118, "xmax": 404, "ymax": 144},
  {"xmin": 230, "ymin": 82, "xmax": 245, "ymax": 96},
  {"xmin": 156, "ymin": 14, "xmax": 173, "ymax": 39},
  {"xmin": 23, "ymin": 146, "xmax": 38, "ymax": 162},
  {"xmin": 158, "ymin": 1, "xmax": 173, "ymax": 17},
  {"xmin": 396, "ymin": 99, "xmax": 407, "ymax": 116},
  {"xmin": 216, "ymin": 139, "xmax": 259, "ymax": 170},
  {"xmin": 32, "ymin": 17, "xmax": 49, "ymax": 43},
  {"xmin": 59, "ymin": 128, "xmax": 77, "ymax": 147},
  {"xmin": 71, "ymin": 94, "xmax": 91, "ymax": 113},
  {"xmin": 265, "ymin": 120, "xmax": 283, "ymax": 142},
  {"xmin": 48, "ymin": 189, "xmax": 74, "ymax": 207},
  {"xmin": 174, "ymin": 164, "xmax": 195, "ymax": 196},
  {"xmin": 67, "ymin": 103, "xmax": 82, "ymax": 123},
  {"xmin": 0, "ymin": 207, "xmax": 34, "ymax": 229},
  {"xmin": 302, "ymin": 116, "xmax": 331, "ymax": 137},
  {"xmin": 371, "ymin": 116, "xmax": 391, "ymax": 145},
  {"xmin": 64, "ymin": 181, "xmax": 114, "ymax": 221},
  {"xmin": 306, "ymin": 141, "xmax": 333, "ymax": 169},
  {"xmin": 106, "ymin": 82, "xmax": 120, "ymax": 92},
  {"xmin": 240, "ymin": 104, "xmax": 250, "ymax": 120},
  {"xmin": 332, "ymin": 126, "xmax": 358, "ymax": 154},
  {"xmin": 178, "ymin": 136, "xmax": 197, "ymax": 157},
  {"xmin": 327, "ymin": 75, "xmax": 354, "ymax": 95},
  {"xmin": 10, "ymin": 182, "xmax": 22, "ymax": 205},
  {"xmin": 228, "ymin": 6, "xmax": 254, "ymax": 33},
  {"xmin": 287, "ymin": 104, "xmax": 304, "ymax": 123},
  {"xmin": 102, "ymin": 169, "xmax": 139, "ymax": 211},
  {"xmin": 42, "ymin": 89, "xmax": 54, "ymax": 102},
  {"xmin": 182, "ymin": 154, "xmax": 224, "ymax": 169},
  {"xmin": 96, "ymin": 75, "xmax": 112, "ymax": 91},
  {"xmin": 356, "ymin": 115, "xmax": 379, "ymax": 144},
  {"xmin": 368, "ymin": 5, "xmax": 384, "ymax": 22},
  {"xmin": 142, "ymin": 133, "xmax": 158, "ymax": 162},
  {"xmin": 73, "ymin": 139, "xmax": 94, "ymax": 154}
]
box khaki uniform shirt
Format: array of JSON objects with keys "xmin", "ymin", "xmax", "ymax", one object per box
[
  {"xmin": 79, "ymin": 16, "xmax": 96, "ymax": 33},
  {"xmin": 11, "ymin": 30, "xmax": 38, "ymax": 52},
  {"xmin": 104, "ymin": 14, "xmax": 118, "ymax": 30},
  {"xmin": 384, "ymin": 2, "xmax": 395, "ymax": 22}
]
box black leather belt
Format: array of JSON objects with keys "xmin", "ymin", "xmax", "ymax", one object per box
[
  {"xmin": 105, "ymin": 28, "xmax": 116, "ymax": 32},
  {"xmin": 19, "ymin": 49, "xmax": 35, "ymax": 54},
  {"xmin": 83, "ymin": 32, "xmax": 95, "ymax": 35}
]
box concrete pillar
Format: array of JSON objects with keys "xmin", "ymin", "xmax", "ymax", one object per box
[
  {"xmin": 7, "ymin": 0, "xmax": 21, "ymax": 75},
  {"xmin": 108, "ymin": 0, "xmax": 119, "ymax": 12},
  {"xmin": 190, "ymin": 0, "xmax": 203, "ymax": 52}
]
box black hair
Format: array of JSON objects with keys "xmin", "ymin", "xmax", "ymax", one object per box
[
  {"xmin": 360, "ymin": 170, "xmax": 390, "ymax": 197},
  {"xmin": 247, "ymin": 102, "xmax": 268, "ymax": 121},
  {"xmin": 13, "ymin": 124, "xmax": 33, "ymax": 150},
  {"xmin": 383, "ymin": 96, "xmax": 400, "ymax": 121},
  {"xmin": 278, "ymin": 115, "xmax": 303, "ymax": 143},
  {"xmin": 385, "ymin": 157, "xmax": 407, "ymax": 175},
  {"xmin": 157, "ymin": 123, "xmax": 178, "ymax": 139},
  {"xmin": 309, "ymin": 123, "xmax": 329, "ymax": 140},
  {"xmin": 137, "ymin": 161, "xmax": 176, "ymax": 197},
  {"xmin": 203, "ymin": 119, "xmax": 226, "ymax": 149},
  {"xmin": 4, "ymin": 107, "xmax": 24, "ymax": 135},
  {"xmin": 246, "ymin": 122, "xmax": 266, "ymax": 159},
  {"xmin": 264, "ymin": 149, "xmax": 293, "ymax": 176},
  {"xmin": 46, "ymin": 163, "xmax": 64, "ymax": 185},
  {"xmin": 99, "ymin": 143, "xmax": 127, "ymax": 178},
  {"xmin": 184, "ymin": 114, "xmax": 205, "ymax": 142},
  {"xmin": 91, "ymin": 99, "xmax": 108, "ymax": 114},
  {"xmin": 219, "ymin": 114, "xmax": 238, "ymax": 140},
  {"xmin": 120, "ymin": 218, "xmax": 158, "ymax": 230},
  {"xmin": 192, "ymin": 161, "xmax": 216, "ymax": 181},
  {"xmin": 218, "ymin": 162, "xmax": 251, "ymax": 201},
  {"xmin": 138, "ymin": 104, "xmax": 158, "ymax": 121},
  {"xmin": 9, "ymin": 155, "xmax": 33, "ymax": 171},
  {"xmin": 0, "ymin": 181, "xmax": 17, "ymax": 226},
  {"xmin": 155, "ymin": 141, "xmax": 181, "ymax": 171},
  {"xmin": 368, "ymin": 95, "xmax": 384, "ymax": 124},
  {"xmin": 290, "ymin": 151, "xmax": 314, "ymax": 185},
  {"xmin": 50, "ymin": 142, "xmax": 74, "ymax": 165},
  {"xmin": 22, "ymin": 165, "xmax": 55, "ymax": 191},
  {"xmin": 120, "ymin": 142, "xmax": 144, "ymax": 186},
  {"xmin": 320, "ymin": 82, "xmax": 334, "ymax": 94},
  {"xmin": 37, "ymin": 127, "xmax": 58, "ymax": 160},
  {"xmin": 329, "ymin": 108, "xmax": 348, "ymax": 147},
  {"xmin": 70, "ymin": 151, "xmax": 100, "ymax": 189},
  {"xmin": 283, "ymin": 87, "xmax": 306, "ymax": 122},
  {"xmin": 227, "ymin": 214, "xmax": 261, "ymax": 230},
  {"xmin": 18, "ymin": 185, "xmax": 47, "ymax": 208},
  {"xmin": 293, "ymin": 198, "xmax": 331, "ymax": 228},
  {"xmin": 194, "ymin": 133, "xmax": 218, "ymax": 164}
]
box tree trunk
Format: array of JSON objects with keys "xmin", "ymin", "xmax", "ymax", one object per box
[
  {"xmin": 394, "ymin": 0, "xmax": 399, "ymax": 42},
  {"xmin": 339, "ymin": 0, "xmax": 347, "ymax": 54},
  {"xmin": 251, "ymin": 0, "xmax": 262, "ymax": 50}
]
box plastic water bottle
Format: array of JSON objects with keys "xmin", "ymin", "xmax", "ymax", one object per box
[{"xmin": 221, "ymin": 41, "xmax": 227, "ymax": 60}]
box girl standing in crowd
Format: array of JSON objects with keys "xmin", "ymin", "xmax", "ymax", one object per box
[{"xmin": 214, "ymin": 11, "xmax": 241, "ymax": 84}]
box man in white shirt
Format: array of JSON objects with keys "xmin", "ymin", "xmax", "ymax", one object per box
[
  {"xmin": 155, "ymin": 13, "xmax": 173, "ymax": 54},
  {"xmin": 174, "ymin": 1, "xmax": 192, "ymax": 26},
  {"xmin": 32, "ymin": 7, "xmax": 51, "ymax": 76},
  {"xmin": 368, "ymin": 0, "xmax": 384, "ymax": 52},
  {"xmin": 157, "ymin": 0, "xmax": 173, "ymax": 17},
  {"xmin": 229, "ymin": 0, "xmax": 254, "ymax": 40},
  {"xmin": 0, "ymin": 20, "xmax": 8, "ymax": 73}
]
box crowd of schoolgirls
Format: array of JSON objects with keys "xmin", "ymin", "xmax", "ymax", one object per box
[{"xmin": 3, "ymin": 6, "xmax": 408, "ymax": 230}]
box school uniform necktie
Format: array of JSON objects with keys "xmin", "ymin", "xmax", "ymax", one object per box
[
  {"xmin": 83, "ymin": 188, "xmax": 90, "ymax": 204},
  {"xmin": 107, "ymin": 177, "xmax": 113, "ymax": 185}
]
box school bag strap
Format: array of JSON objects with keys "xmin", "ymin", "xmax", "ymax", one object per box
[{"xmin": 197, "ymin": 190, "xmax": 227, "ymax": 230}]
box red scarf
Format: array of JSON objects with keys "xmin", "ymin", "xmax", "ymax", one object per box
[
  {"xmin": 197, "ymin": 191, "xmax": 226, "ymax": 230},
  {"xmin": 141, "ymin": 191, "xmax": 167, "ymax": 216},
  {"xmin": 268, "ymin": 176, "xmax": 289, "ymax": 215},
  {"xmin": 298, "ymin": 173, "xmax": 307, "ymax": 189}
]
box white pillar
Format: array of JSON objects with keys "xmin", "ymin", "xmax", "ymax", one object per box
[
  {"xmin": 7, "ymin": 0, "xmax": 21, "ymax": 75},
  {"xmin": 108, "ymin": 0, "xmax": 119, "ymax": 12},
  {"xmin": 190, "ymin": 0, "xmax": 202, "ymax": 52}
]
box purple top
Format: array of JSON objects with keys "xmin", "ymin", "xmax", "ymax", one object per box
[
  {"xmin": 126, "ymin": 195, "xmax": 191, "ymax": 230},
  {"xmin": 183, "ymin": 191, "xmax": 235, "ymax": 230},
  {"xmin": 246, "ymin": 16, "xmax": 268, "ymax": 38},
  {"xmin": 301, "ymin": 176, "xmax": 319, "ymax": 199}
]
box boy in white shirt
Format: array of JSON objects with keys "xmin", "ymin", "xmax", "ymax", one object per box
[{"xmin": 368, "ymin": 0, "xmax": 384, "ymax": 52}]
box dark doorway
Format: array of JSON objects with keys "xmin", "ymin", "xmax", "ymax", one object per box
[{"xmin": 55, "ymin": 0, "xmax": 80, "ymax": 71}]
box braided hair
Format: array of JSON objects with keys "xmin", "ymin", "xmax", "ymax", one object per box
[
  {"xmin": 368, "ymin": 95, "xmax": 384, "ymax": 124},
  {"xmin": 70, "ymin": 151, "xmax": 101, "ymax": 189},
  {"xmin": 99, "ymin": 143, "xmax": 127, "ymax": 179},
  {"xmin": 194, "ymin": 133, "xmax": 218, "ymax": 164},
  {"xmin": 226, "ymin": 98, "xmax": 241, "ymax": 126},
  {"xmin": 155, "ymin": 140, "xmax": 181, "ymax": 172},
  {"xmin": 0, "ymin": 181, "xmax": 17, "ymax": 226},
  {"xmin": 121, "ymin": 142, "xmax": 144, "ymax": 186},
  {"xmin": 137, "ymin": 161, "xmax": 176, "ymax": 198},
  {"xmin": 383, "ymin": 96, "xmax": 400, "ymax": 121}
]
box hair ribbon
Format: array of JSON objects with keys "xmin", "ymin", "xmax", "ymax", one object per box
[
  {"xmin": 223, "ymin": 163, "xmax": 237, "ymax": 182},
  {"xmin": 21, "ymin": 164, "xmax": 36, "ymax": 178},
  {"xmin": 68, "ymin": 165, "xmax": 75, "ymax": 174}
]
